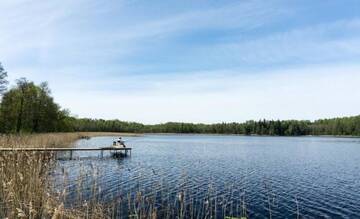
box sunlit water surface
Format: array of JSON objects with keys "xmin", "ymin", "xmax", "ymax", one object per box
[{"xmin": 52, "ymin": 135, "xmax": 360, "ymax": 218}]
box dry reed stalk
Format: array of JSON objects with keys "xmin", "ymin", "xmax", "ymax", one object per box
[
  {"xmin": 0, "ymin": 132, "xmax": 252, "ymax": 219},
  {"xmin": 0, "ymin": 133, "xmax": 122, "ymax": 219}
]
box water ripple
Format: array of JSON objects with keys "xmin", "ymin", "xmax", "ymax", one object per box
[{"xmin": 52, "ymin": 135, "xmax": 360, "ymax": 218}]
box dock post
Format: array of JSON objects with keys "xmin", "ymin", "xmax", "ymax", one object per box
[
  {"xmin": 70, "ymin": 151, "xmax": 73, "ymax": 160},
  {"xmin": 101, "ymin": 150, "xmax": 104, "ymax": 158}
]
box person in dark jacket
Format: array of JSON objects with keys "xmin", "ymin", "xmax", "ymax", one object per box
[{"xmin": 117, "ymin": 137, "xmax": 126, "ymax": 148}]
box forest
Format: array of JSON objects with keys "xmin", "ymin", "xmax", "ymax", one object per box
[{"xmin": 1, "ymin": 62, "xmax": 359, "ymax": 136}]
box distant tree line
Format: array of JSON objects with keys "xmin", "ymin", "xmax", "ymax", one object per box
[
  {"xmin": 0, "ymin": 62, "xmax": 359, "ymax": 136},
  {"xmin": 68, "ymin": 118, "xmax": 360, "ymax": 136}
]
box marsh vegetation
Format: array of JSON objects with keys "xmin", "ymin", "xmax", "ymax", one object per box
[{"xmin": 0, "ymin": 133, "xmax": 250, "ymax": 219}]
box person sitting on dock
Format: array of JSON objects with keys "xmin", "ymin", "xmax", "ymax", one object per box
[{"xmin": 117, "ymin": 137, "xmax": 126, "ymax": 148}]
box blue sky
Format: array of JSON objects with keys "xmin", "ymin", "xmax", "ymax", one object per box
[{"xmin": 1, "ymin": 0, "xmax": 360, "ymax": 124}]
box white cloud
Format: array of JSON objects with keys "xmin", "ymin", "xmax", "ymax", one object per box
[
  {"xmin": 1, "ymin": 1, "xmax": 360, "ymax": 123},
  {"xmin": 194, "ymin": 18, "xmax": 360, "ymax": 65},
  {"xmin": 56, "ymin": 64, "xmax": 360, "ymax": 124},
  {"xmin": 108, "ymin": 0, "xmax": 284, "ymax": 40},
  {"xmin": 0, "ymin": 0, "xmax": 283, "ymax": 65}
]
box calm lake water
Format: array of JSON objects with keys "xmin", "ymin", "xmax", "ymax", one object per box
[{"xmin": 53, "ymin": 134, "xmax": 360, "ymax": 218}]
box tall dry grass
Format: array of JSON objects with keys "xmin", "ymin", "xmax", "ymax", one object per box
[
  {"xmin": 0, "ymin": 132, "xmax": 251, "ymax": 219},
  {"xmin": 0, "ymin": 132, "xmax": 128, "ymax": 219}
]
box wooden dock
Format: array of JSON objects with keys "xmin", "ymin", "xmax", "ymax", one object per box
[{"xmin": 0, "ymin": 147, "xmax": 132, "ymax": 159}]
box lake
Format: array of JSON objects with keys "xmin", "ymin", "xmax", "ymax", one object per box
[{"xmin": 52, "ymin": 134, "xmax": 360, "ymax": 218}]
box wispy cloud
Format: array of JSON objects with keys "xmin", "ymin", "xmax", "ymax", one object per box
[
  {"xmin": 0, "ymin": 1, "xmax": 89, "ymax": 62},
  {"xmin": 0, "ymin": 0, "xmax": 284, "ymax": 67},
  {"xmin": 108, "ymin": 0, "xmax": 285, "ymax": 40},
  {"xmin": 174, "ymin": 18, "xmax": 360, "ymax": 69},
  {"xmin": 1, "ymin": 0, "xmax": 359, "ymax": 122},
  {"xmin": 56, "ymin": 63, "xmax": 360, "ymax": 124}
]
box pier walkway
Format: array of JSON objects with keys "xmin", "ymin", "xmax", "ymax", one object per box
[{"xmin": 0, "ymin": 147, "xmax": 132, "ymax": 159}]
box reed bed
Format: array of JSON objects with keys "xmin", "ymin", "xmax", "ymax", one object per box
[
  {"xmin": 51, "ymin": 161, "xmax": 250, "ymax": 219},
  {"xmin": 0, "ymin": 133, "xmax": 261, "ymax": 219},
  {"xmin": 0, "ymin": 132, "xmax": 132, "ymax": 219}
]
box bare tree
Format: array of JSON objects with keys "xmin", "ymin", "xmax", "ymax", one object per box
[{"xmin": 0, "ymin": 62, "xmax": 8, "ymax": 95}]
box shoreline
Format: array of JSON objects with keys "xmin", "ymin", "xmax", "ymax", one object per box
[
  {"xmin": 1, "ymin": 132, "xmax": 358, "ymax": 141},
  {"xmin": 77, "ymin": 132, "xmax": 143, "ymax": 138},
  {"xmin": 73, "ymin": 131, "xmax": 360, "ymax": 139},
  {"xmin": 125, "ymin": 132, "xmax": 360, "ymax": 138}
]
